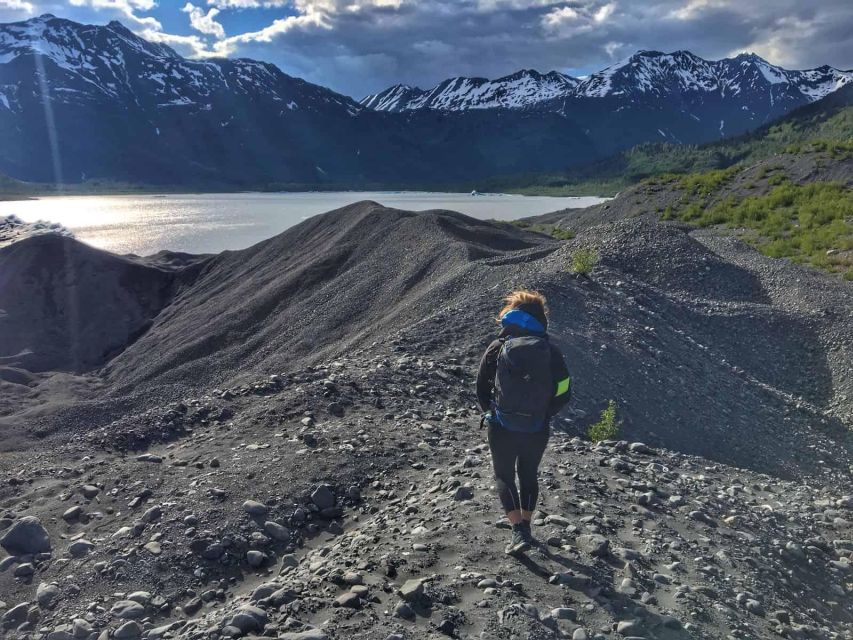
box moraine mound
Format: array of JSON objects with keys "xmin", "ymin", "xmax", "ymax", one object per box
[{"xmin": 0, "ymin": 234, "xmax": 199, "ymax": 373}]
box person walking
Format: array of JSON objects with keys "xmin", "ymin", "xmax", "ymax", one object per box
[{"xmin": 476, "ymin": 289, "xmax": 572, "ymax": 555}]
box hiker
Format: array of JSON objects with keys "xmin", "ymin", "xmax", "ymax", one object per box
[{"xmin": 476, "ymin": 289, "xmax": 571, "ymax": 555}]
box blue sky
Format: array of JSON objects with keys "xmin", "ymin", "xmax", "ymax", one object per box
[{"xmin": 1, "ymin": 1, "xmax": 851, "ymax": 98}]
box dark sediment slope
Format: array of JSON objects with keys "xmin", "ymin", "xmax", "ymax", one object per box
[
  {"xmin": 0, "ymin": 234, "xmax": 201, "ymax": 373},
  {"xmin": 0, "ymin": 200, "xmax": 852, "ymax": 640},
  {"xmin": 1, "ymin": 201, "xmax": 849, "ymax": 478},
  {"xmin": 100, "ymin": 201, "xmax": 554, "ymax": 389}
]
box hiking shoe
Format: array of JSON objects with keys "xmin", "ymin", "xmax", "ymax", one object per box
[
  {"xmin": 520, "ymin": 520, "xmax": 534, "ymax": 545},
  {"xmin": 504, "ymin": 524, "xmax": 531, "ymax": 556}
]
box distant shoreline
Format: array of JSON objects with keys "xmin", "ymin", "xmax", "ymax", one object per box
[
  {"xmin": 0, "ymin": 187, "xmax": 612, "ymax": 201},
  {"xmin": 0, "ymin": 180, "xmax": 616, "ymax": 201}
]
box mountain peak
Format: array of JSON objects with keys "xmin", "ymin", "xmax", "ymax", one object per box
[{"xmin": 363, "ymin": 49, "xmax": 852, "ymax": 110}]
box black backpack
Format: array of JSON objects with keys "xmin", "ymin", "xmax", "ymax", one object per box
[{"xmin": 492, "ymin": 336, "xmax": 553, "ymax": 432}]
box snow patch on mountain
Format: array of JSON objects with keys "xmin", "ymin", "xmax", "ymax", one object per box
[
  {"xmin": 362, "ymin": 70, "xmax": 579, "ymax": 112},
  {"xmin": 363, "ymin": 49, "xmax": 853, "ymax": 113},
  {"xmin": 0, "ymin": 14, "xmax": 362, "ymax": 115}
]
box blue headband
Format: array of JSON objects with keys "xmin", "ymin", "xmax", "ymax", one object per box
[{"xmin": 500, "ymin": 309, "xmax": 545, "ymax": 334}]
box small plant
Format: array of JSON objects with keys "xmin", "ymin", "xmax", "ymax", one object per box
[
  {"xmin": 550, "ymin": 227, "xmax": 576, "ymax": 241},
  {"xmin": 570, "ymin": 247, "xmax": 599, "ymax": 275},
  {"xmin": 588, "ymin": 400, "xmax": 620, "ymax": 443}
]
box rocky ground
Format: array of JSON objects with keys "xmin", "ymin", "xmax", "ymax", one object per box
[
  {"xmin": 0, "ymin": 351, "xmax": 851, "ymax": 640},
  {"xmin": 1, "ymin": 195, "xmax": 852, "ymax": 639}
]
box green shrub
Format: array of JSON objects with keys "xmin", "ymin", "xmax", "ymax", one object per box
[
  {"xmin": 678, "ymin": 166, "xmax": 738, "ymax": 196},
  {"xmin": 570, "ymin": 247, "xmax": 599, "ymax": 275},
  {"xmin": 588, "ymin": 400, "xmax": 620, "ymax": 443},
  {"xmin": 550, "ymin": 227, "xmax": 576, "ymax": 241},
  {"xmin": 672, "ymin": 181, "xmax": 852, "ymax": 275}
]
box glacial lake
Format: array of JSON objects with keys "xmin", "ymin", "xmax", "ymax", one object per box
[{"xmin": 0, "ymin": 191, "xmax": 607, "ymax": 256}]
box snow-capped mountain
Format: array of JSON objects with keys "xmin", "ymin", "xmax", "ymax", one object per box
[
  {"xmin": 0, "ymin": 14, "xmax": 360, "ymax": 114},
  {"xmin": 363, "ymin": 50, "xmax": 852, "ymax": 113},
  {"xmin": 0, "ymin": 15, "xmax": 850, "ymax": 188},
  {"xmin": 361, "ymin": 70, "xmax": 579, "ymax": 111},
  {"xmin": 0, "ymin": 15, "xmax": 598, "ymax": 185}
]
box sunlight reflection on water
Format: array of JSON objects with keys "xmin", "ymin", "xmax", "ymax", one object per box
[{"xmin": 0, "ymin": 191, "xmax": 606, "ymax": 256}]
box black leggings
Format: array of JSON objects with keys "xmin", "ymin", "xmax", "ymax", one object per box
[{"xmin": 487, "ymin": 423, "xmax": 549, "ymax": 514}]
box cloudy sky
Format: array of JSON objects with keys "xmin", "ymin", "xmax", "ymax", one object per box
[{"xmin": 0, "ymin": 0, "xmax": 851, "ymax": 98}]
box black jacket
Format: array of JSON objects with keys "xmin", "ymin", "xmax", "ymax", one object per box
[{"xmin": 476, "ymin": 325, "xmax": 572, "ymax": 420}]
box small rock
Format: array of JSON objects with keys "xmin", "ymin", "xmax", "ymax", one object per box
[
  {"xmin": 335, "ymin": 591, "xmax": 361, "ymax": 609},
  {"xmin": 62, "ymin": 506, "xmax": 83, "ymax": 522},
  {"xmin": 37, "ymin": 583, "xmax": 60, "ymax": 608},
  {"xmin": 311, "ymin": 485, "xmax": 335, "ymax": 510},
  {"xmin": 111, "ymin": 600, "xmax": 146, "ymax": 619},
  {"xmin": 616, "ymin": 619, "xmax": 642, "ymax": 635},
  {"xmin": 264, "ymin": 521, "xmax": 290, "ymax": 541},
  {"xmin": 246, "ymin": 550, "xmax": 267, "ymax": 567},
  {"xmin": 453, "ymin": 486, "xmax": 474, "ymax": 501},
  {"xmin": 72, "ymin": 618, "xmax": 93, "ymax": 637},
  {"xmin": 551, "ymin": 607, "xmax": 577, "ymax": 620},
  {"xmin": 114, "ymin": 621, "xmax": 142, "ymax": 640},
  {"xmin": 144, "ymin": 541, "xmax": 162, "ymax": 555},
  {"xmin": 577, "ymin": 534, "xmax": 609, "ymax": 557},
  {"xmin": 225, "ymin": 605, "xmax": 268, "ymax": 634},
  {"xmin": 242, "ymin": 500, "xmax": 268, "ymax": 518},
  {"xmin": 68, "ymin": 539, "xmax": 95, "ymax": 558},
  {"xmin": 394, "ymin": 601, "xmax": 416, "ymax": 619},
  {"xmin": 689, "ymin": 510, "xmax": 716, "ymax": 527},
  {"xmin": 141, "ymin": 506, "xmax": 162, "ymax": 523},
  {"xmin": 399, "ymin": 578, "xmax": 424, "ymax": 602}
]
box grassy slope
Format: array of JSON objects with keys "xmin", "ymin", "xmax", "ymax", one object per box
[
  {"xmin": 663, "ymin": 166, "xmax": 852, "ymax": 277},
  {"xmin": 523, "ymin": 151, "xmax": 853, "ymax": 279},
  {"xmin": 482, "ymin": 84, "xmax": 853, "ymax": 196}
]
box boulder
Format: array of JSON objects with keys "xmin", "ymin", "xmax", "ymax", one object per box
[
  {"xmin": 242, "ymin": 501, "xmax": 268, "ymax": 518},
  {"xmin": 68, "ymin": 539, "xmax": 95, "ymax": 558},
  {"xmin": 111, "ymin": 600, "xmax": 146, "ymax": 619},
  {"xmin": 577, "ymin": 534, "xmax": 610, "ymax": 557},
  {"xmin": 114, "ymin": 621, "xmax": 142, "ymax": 640},
  {"xmin": 0, "ymin": 516, "xmax": 51, "ymax": 554},
  {"xmin": 311, "ymin": 486, "xmax": 335, "ymax": 510},
  {"xmin": 36, "ymin": 582, "xmax": 60, "ymax": 609},
  {"xmin": 398, "ymin": 578, "xmax": 424, "ymax": 601},
  {"xmin": 225, "ymin": 605, "xmax": 268, "ymax": 634}
]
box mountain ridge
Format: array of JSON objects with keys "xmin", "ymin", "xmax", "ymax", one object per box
[
  {"xmin": 362, "ymin": 49, "xmax": 852, "ymax": 113},
  {"xmin": 1, "ymin": 14, "xmax": 851, "ymax": 188}
]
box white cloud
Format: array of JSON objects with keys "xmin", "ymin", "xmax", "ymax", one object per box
[
  {"xmin": 670, "ymin": 0, "xmax": 727, "ymax": 21},
  {"xmin": 206, "ymin": 0, "xmax": 289, "ymax": 8},
  {"xmin": 604, "ymin": 40, "xmax": 623, "ymax": 58},
  {"xmin": 594, "ymin": 2, "xmax": 615, "ymax": 22},
  {"xmin": 218, "ymin": 10, "xmax": 328, "ymax": 47},
  {"xmin": 182, "ymin": 2, "xmax": 225, "ymax": 38},
  {"xmin": 542, "ymin": 6, "xmax": 579, "ymax": 29},
  {"xmin": 542, "ymin": 3, "xmax": 617, "ymax": 33},
  {"xmin": 66, "ymin": 0, "xmax": 162, "ymax": 30},
  {"xmin": 2, "ymin": 0, "xmax": 850, "ymax": 99},
  {"xmin": 140, "ymin": 27, "xmax": 213, "ymax": 57},
  {"xmin": 0, "ymin": 0, "xmax": 35, "ymax": 12}
]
